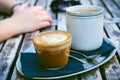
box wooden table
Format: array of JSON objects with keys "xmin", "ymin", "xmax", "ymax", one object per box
[{"xmin": 0, "ymin": 0, "xmax": 120, "ymax": 80}]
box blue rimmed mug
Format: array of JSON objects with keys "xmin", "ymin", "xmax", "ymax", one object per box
[{"xmin": 66, "ymin": 5, "xmax": 104, "ymax": 51}]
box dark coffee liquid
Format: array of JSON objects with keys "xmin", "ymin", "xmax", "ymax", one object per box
[{"xmin": 37, "ymin": 47, "xmax": 70, "ymax": 68}]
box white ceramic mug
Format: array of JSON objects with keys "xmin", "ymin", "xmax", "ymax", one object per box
[{"xmin": 66, "ymin": 5, "xmax": 104, "ymax": 51}]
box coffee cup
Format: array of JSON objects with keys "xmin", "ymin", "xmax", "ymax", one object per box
[
  {"xmin": 66, "ymin": 5, "xmax": 104, "ymax": 51},
  {"xmin": 32, "ymin": 30, "xmax": 71, "ymax": 70}
]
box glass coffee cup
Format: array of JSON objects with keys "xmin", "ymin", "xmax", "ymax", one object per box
[{"xmin": 32, "ymin": 30, "xmax": 71, "ymax": 70}]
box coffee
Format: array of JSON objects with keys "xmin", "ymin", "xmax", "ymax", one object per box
[
  {"xmin": 32, "ymin": 30, "xmax": 71, "ymax": 70},
  {"xmin": 72, "ymin": 9, "xmax": 99, "ymax": 14}
]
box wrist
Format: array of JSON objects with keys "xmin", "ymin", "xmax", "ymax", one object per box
[{"xmin": 0, "ymin": 17, "xmax": 19, "ymax": 41}]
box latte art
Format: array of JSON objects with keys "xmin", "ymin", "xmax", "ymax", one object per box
[{"xmin": 36, "ymin": 34, "xmax": 67, "ymax": 44}]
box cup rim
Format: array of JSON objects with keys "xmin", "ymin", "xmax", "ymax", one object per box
[
  {"xmin": 66, "ymin": 5, "xmax": 104, "ymax": 17},
  {"xmin": 32, "ymin": 30, "xmax": 72, "ymax": 51}
]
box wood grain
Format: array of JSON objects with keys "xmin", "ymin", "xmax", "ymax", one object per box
[
  {"xmin": 1, "ymin": 0, "xmax": 120, "ymax": 80},
  {"xmin": 0, "ymin": 35, "xmax": 22, "ymax": 80},
  {"xmin": 91, "ymin": 0, "xmax": 120, "ymax": 80}
]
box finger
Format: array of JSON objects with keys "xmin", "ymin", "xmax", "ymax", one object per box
[
  {"xmin": 30, "ymin": 6, "xmax": 45, "ymax": 12},
  {"xmin": 37, "ymin": 11, "xmax": 52, "ymax": 21},
  {"xmin": 20, "ymin": 3, "xmax": 29, "ymax": 9},
  {"xmin": 32, "ymin": 8, "xmax": 48, "ymax": 15},
  {"xmin": 34, "ymin": 6, "xmax": 45, "ymax": 10},
  {"xmin": 38, "ymin": 21, "xmax": 51, "ymax": 29},
  {"xmin": 37, "ymin": 15, "xmax": 52, "ymax": 22}
]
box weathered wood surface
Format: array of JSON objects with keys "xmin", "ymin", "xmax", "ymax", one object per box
[
  {"xmin": 0, "ymin": 9, "xmax": 23, "ymax": 80},
  {"xmin": 90, "ymin": 0, "xmax": 120, "ymax": 80},
  {"xmin": 0, "ymin": 35, "xmax": 22, "ymax": 80},
  {"xmin": 0, "ymin": 0, "xmax": 120, "ymax": 80},
  {"xmin": 11, "ymin": 0, "xmax": 56, "ymax": 80},
  {"xmin": 0, "ymin": 16, "xmax": 4, "ymax": 50},
  {"xmin": 0, "ymin": 0, "xmax": 35, "ymax": 80}
]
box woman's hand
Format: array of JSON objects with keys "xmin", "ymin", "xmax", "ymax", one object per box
[
  {"xmin": 0, "ymin": 4, "xmax": 52, "ymax": 42},
  {"xmin": 11, "ymin": 3, "xmax": 52, "ymax": 34}
]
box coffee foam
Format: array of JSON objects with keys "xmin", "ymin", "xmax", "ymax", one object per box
[
  {"xmin": 72, "ymin": 9, "xmax": 99, "ymax": 14},
  {"xmin": 38, "ymin": 34, "xmax": 67, "ymax": 44},
  {"xmin": 33, "ymin": 31, "xmax": 71, "ymax": 51}
]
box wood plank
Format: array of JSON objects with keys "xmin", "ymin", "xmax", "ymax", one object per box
[
  {"xmin": 60, "ymin": 76, "xmax": 78, "ymax": 80},
  {"xmin": 90, "ymin": 0, "xmax": 120, "ymax": 47},
  {"xmin": 81, "ymin": 68, "xmax": 102, "ymax": 80},
  {"xmin": 91, "ymin": 0, "xmax": 120, "ymax": 80},
  {"xmin": 10, "ymin": 0, "xmax": 37, "ymax": 80},
  {"xmin": 0, "ymin": 3, "xmax": 23, "ymax": 79},
  {"xmin": 102, "ymin": 0, "xmax": 120, "ymax": 34},
  {"xmin": 57, "ymin": 12, "xmax": 67, "ymax": 31},
  {"xmin": 114, "ymin": 0, "xmax": 120, "ymax": 8},
  {"xmin": 102, "ymin": 0, "xmax": 120, "ymax": 18},
  {"xmin": 0, "ymin": 43, "xmax": 3, "ymax": 51},
  {"xmin": 101, "ymin": 0, "xmax": 120, "ymax": 57},
  {"xmin": 10, "ymin": 66, "xmax": 24, "ymax": 80},
  {"xmin": 18, "ymin": 0, "xmax": 35, "ymax": 6},
  {"xmin": 91, "ymin": 0, "xmax": 119, "ymax": 39},
  {"xmin": 60, "ymin": 0, "xmax": 102, "ymax": 80},
  {"xmin": 36, "ymin": 0, "xmax": 46, "ymax": 6},
  {"xmin": 0, "ymin": 16, "xmax": 5, "ymax": 50},
  {"xmin": 79, "ymin": 0, "xmax": 92, "ymax": 5},
  {"xmin": 20, "ymin": 32, "xmax": 38, "ymax": 52},
  {"xmin": 56, "ymin": 0, "xmax": 80, "ymax": 79},
  {"xmin": 11, "ymin": 33, "xmax": 39, "ymax": 80},
  {"xmin": 10, "ymin": 0, "xmax": 55, "ymax": 80},
  {"xmin": 103, "ymin": 56, "xmax": 120, "ymax": 80},
  {"xmin": 0, "ymin": 35, "xmax": 22, "ymax": 80}
]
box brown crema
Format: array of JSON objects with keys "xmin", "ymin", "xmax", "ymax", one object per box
[{"xmin": 33, "ymin": 30, "xmax": 71, "ymax": 51}]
